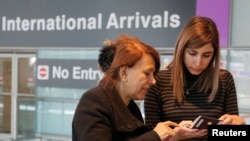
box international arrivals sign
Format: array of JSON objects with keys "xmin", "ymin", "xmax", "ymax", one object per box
[
  {"xmin": 36, "ymin": 59, "xmax": 103, "ymax": 89},
  {"xmin": 0, "ymin": 0, "xmax": 229, "ymax": 47},
  {"xmin": 2, "ymin": 12, "xmax": 179, "ymax": 32}
]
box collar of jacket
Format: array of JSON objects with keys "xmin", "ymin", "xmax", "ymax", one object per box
[{"xmin": 99, "ymin": 82, "xmax": 146, "ymax": 132}]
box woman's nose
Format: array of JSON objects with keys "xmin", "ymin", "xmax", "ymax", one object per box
[
  {"xmin": 149, "ymin": 76, "xmax": 156, "ymax": 84},
  {"xmin": 195, "ymin": 56, "xmax": 202, "ymax": 67}
]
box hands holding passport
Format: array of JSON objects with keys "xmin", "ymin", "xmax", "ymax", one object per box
[{"xmin": 169, "ymin": 114, "xmax": 246, "ymax": 141}]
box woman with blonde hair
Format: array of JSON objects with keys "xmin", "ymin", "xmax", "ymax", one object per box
[{"xmin": 145, "ymin": 16, "xmax": 245, "ymax": 141}]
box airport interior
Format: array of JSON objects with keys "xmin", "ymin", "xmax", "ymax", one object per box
[{"xmin": 0, "ymin": 0, "xmax": 250, "ymax": 140}]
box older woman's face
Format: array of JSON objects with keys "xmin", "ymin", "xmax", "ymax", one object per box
[
  {"xmin": 184, "ymin": 43, "xmax": 214, "ymax": 75},
  {"xmin": 124, "ymin": 54, "xmax": 156, "ymax": 101}
]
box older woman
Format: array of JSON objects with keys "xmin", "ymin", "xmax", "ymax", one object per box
[{"xmin": 72, "ymin": 34, "xmax": 178, "ymax": 141}]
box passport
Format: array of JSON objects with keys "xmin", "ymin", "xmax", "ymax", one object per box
[{"xmin": 191, "ymin": 115, "xmax": 221, "ymax": 129}]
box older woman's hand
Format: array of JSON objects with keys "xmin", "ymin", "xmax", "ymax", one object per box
[
  {"xmin": 168, "ymin": 120, "xmax": 207, "ymax": 141},
  {"xmin": 153, "ymin": 121, "xmax": 179, "ymax": 141}
]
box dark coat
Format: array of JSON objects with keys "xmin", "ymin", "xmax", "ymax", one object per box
[{"xmin": 72, "ymin": 81, "xmax": 160, "ymax": 141}]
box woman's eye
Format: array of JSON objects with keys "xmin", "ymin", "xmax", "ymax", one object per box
[
  {"xmin": 203, "ymin": 55, "xmax": 210, "ymax": 58},
  {"xmin": 144, "ymin": 72, "xmax": 151, "ymax": 76},
  {"xmin": 203, "ymin": 54, "xmax": 212, "ymax": 58},
  {"xmin": 188, "ymin": 52, "xmax": 196, "ymax": 56}
]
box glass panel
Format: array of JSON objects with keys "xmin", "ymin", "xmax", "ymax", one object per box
[
  {"xmin": 220, "ymin": 49, "xmax": 228, "ymax": 69},
  {"xmin": 18, "ymin": 57, "xmax": 36, "ymax": 94},
  {"xmin": 229, "ymin": 50, "xmax": 250, "ymax": 114},
  {"xmin": 37, "ymin": 49, "xmax": 99, "ymax": 60},
  {"xmin": 36, "ymin": 100, "xmax": 76, "ymax": 136},
  {"xmin": 36, "ymin": 87, "xmax": 85, "ymax": 100},
  {"xmin": 17, "ymin": 96, "xmax": 36, "ymax": 139},
  {"xmin": 0, "ymin": 57, "xmax": 12, "ymax": 134},
  {"xmin": 0, "ymin": 58, "xmax": 12, "ymax": 93},
  {"xmin": 36, "ymin": 49, "xmax": 98, "ymax": 137},
  {"xmin": 0, "ymin": 95, "xmax": 11, "ymax": 133},
  {"xmin": 231, "ymin": 0, "xmax": 250, "ymax": 46},
  {"xmin": 160, "ymin": 55, "xmax": 173, "ymax": 70},
  {"xmin": 17, "ymin": 55, "xmax": 36, "ymax": 140}
]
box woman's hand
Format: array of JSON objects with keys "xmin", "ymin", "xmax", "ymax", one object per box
[
  {"xmin": 153, "ymin": 121, "xmax": 178, "ymax": 141},
  {"xmin": 219, "ymin": 114, "xmax": 246, "ymax": 125},
  {"xmin": 169, "ymin": 120, "xmax": 207, "ymax": 141}
]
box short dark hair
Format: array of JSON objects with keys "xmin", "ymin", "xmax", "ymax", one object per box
[{"xmin": 98, "ymin": 45, "xmax": 115, "ymax": 72}]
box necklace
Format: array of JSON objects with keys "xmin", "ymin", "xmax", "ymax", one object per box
[
  {"xmin": 185, "ymin": 76, "xmax": 198, "ymax": 95},
  {"xmin": 185, "ymin": 84, "xmax": 195, "ymax": 95}
]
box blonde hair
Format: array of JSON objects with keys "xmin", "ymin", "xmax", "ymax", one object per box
[{"xmin": 167, "ymin": 16, "xmax": 220, "ymax": 103}]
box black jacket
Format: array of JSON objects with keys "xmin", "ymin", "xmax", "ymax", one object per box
[{"xmin": 72, "ymin": 81, "xmax": 160, "ymax": 141}]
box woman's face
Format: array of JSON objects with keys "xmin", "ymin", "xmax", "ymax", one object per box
[
  {"xmin": 184, "ymin": 43, "xmax": 214, "ymax": 75},
  {"xmin": 123, "ymin": 54, "xmax": 156, "ymax": 101}
]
